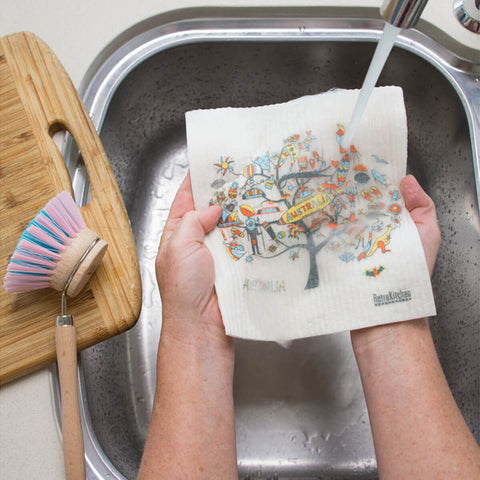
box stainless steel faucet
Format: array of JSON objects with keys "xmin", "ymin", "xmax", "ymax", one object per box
[
  {"xmin": 380, "ymin": 0, "xmax": 429, "ymax": 28},
  {"xmin": 454, "ymin": 0, "xmax": 480, "ymax": 32}
]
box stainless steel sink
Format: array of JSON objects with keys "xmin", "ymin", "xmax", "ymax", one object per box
[{"xmin": 57, "ymin": 9, "xmax": 480, "ymax": 480}]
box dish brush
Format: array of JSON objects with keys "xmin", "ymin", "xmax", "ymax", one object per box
[{"xmin": 4, "ymin": 190, "xmax": 108, "ymax": 480}]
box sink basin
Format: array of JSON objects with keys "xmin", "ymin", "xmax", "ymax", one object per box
[{"xmin": 58, "ymin": 9, "xmax": 480, "ymax": 480}]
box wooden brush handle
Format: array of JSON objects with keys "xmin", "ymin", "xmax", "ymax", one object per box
[{"xmin": 55, "ymin": 325, "xmax": 86, "ymax": 480}]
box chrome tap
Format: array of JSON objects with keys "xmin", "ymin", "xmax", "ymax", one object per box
[
  {"xmin": 380, "ymin": 0, "xmax": 429, "ymax": 28},
  {"xmin": 454, "ymin": 0, "xmax": 480, "ymax": 32}
]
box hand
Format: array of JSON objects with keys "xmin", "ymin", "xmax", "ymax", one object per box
[
  {"xmin": 400, "ymin": 174, "xmax": 441, "ymax": 276},
  {"xmin": 155, "ymin": 171, "xmax": 228, "ymax": 348},
  {"xmin": 349, "ymin": 176, "xmax": 480, "ymax": 479},
  {"xmin": 351, "ymin": 174, "xmax": 440, "ymax": 346},
  {"xmin": 140, "ymin": 172, "xmax": 237, "ymax": 480}
]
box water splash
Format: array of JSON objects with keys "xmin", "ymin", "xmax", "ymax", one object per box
[{"xmin": 342, "ymin": 23, "xmax": 401, "ymax": 148}]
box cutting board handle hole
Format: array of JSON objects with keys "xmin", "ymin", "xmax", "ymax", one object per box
[{"xmin": 49, "ymin": 122, "xmax": 91, "ymax": 207}]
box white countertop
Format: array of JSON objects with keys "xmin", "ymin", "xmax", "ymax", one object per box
[{"xmin": 0, "ymin": 1, "xmax": 478, "ymax": 479}]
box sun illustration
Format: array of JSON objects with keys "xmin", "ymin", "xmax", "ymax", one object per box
[{"xmin": 215, "ymin": 156, "xmax": 234, "ymax": 176}]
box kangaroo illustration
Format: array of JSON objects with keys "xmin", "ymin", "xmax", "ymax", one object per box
[{"xmin": 358, "ymin": 225, "xmax": 395, "ymax": 260}]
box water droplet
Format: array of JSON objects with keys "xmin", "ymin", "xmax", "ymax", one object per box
[{"xmin": 154, "ymin": 185, "xmax": 164, "ymax": 198}]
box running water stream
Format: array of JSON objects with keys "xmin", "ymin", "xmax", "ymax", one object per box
[{"xmin": 342, "ymin": 23, "xmax": 401, "ymax": 148}]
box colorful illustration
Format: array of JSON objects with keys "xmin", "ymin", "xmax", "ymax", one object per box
[
  {"xmin": 364, "ymin": 265, "xmax": 386, "ymax": 278},
  {"xmin": 208, "ymin": 128, "xmax": 402, "ymax": 289}
]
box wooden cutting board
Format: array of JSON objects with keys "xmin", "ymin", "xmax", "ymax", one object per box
[{"xmin": 0, "ymin": 32, "xmax": 142, "ymax": 384}]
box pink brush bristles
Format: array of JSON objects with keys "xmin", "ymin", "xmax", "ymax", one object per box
[{"xmin": 4, "ymin": 191, "xmax": 86, "ymax": 293}]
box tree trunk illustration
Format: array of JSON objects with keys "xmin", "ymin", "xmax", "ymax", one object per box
[
  {"xmin": 306, "ymin": 247, "xmax": 320, "ymax": 289},
  {"xmin": 305, "ymin": 236, "xmax": 330, "ymax": 289}
]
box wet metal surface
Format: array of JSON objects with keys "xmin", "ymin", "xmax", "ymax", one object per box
[{"xmin": 62, "ymin": 16, "xmax": 479, "ymax": 480}]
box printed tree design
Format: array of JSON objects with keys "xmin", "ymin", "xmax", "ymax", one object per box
[{"xmin": 209, "ymin": 127, "xmax": 402, "ymax": 289}]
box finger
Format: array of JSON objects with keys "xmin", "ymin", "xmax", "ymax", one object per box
[
  {"xmin": 156, "ymin": 205, "xmax": 221, "ymax": 282},
  {"xmin": 400, "ymin": 175, "xmax": 440, "ymax": 275},
  {"xmin": 400, "ymin": 175, "xmax": 434, "ymax": 216},
  {"xmin": 197, "ymin": 204, "xmax": 223, "ymax": 236},
  {"xmin": 160, "ymin": 171, "xmax": 195, "ymax": 247},
  {"xmin": 170, "ymin": 171, "xmax": 195, "ymax": 219},
  {"xmin": 174, "ymin": 205, "xmax": 222, "ymax": 247}
]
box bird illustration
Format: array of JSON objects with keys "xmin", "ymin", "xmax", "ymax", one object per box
[{"xmin": 372, "ymin": 154, "xmax": 388, "ymax": 164}]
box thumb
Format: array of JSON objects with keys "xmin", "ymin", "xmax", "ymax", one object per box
[
  {"xmin": 401, "ymin": 175, "xmax": 433, "ymax": 213},
  {"xmin": 400, "ymin": 175, "xmax": 440, "ymax": 276},
  {"xmin": 156, "ymin": 204, "xmax": 222, "ymax": 276},
  {"xmin": 197, "ymin": 204, "xmax": 223, "ymax": 235},
  {"xmin": 172, "ymin": 204, "xmax": 222, "ymax": 248}
]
